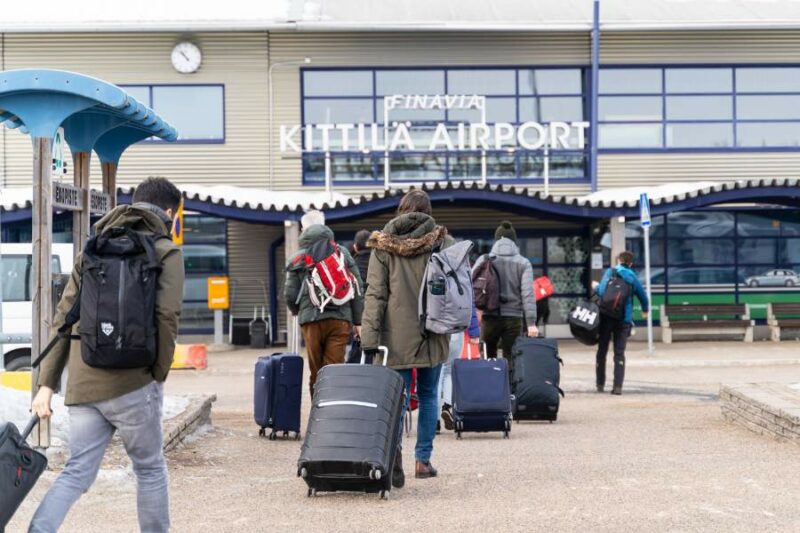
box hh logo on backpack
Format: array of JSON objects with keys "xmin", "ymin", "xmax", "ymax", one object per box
[
  {"xmin": 571, "ymin": 305, "xmax": 597, "ymax": 325},
  {"xmin": 293, "ymin": 239, "xmax": 359, "ymax": 313},
  {"xmin": 419, "ymin": 240, "xmax": 474, "ymax": 335}
]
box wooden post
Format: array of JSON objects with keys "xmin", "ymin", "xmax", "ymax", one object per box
[
  {"xmin": 72, "ymin": 151, "xmax": 91, "ymax": 256},
  {"xmin": 31, "ymin": 136, "xmax": 53, "ymax": 449},
  {"xmin": 101, "ymin": 161, "xmax": 118, "ymax": 208},
  {"xmin": 284, "ymin": 220, "xmax": 300, "ymax": 350}
]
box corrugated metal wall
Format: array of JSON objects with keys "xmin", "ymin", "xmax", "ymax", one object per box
[
  {"xmin": 0, "ymin": 32, "xmax": 269, "ymax": 189},
  {"xmin": 269, "ymin": 31, "xmax": 591, "ymax": 197},
  {"xmin": 227, "ymin": 220, "xmax": 285, "ymax": 338},
  {"xmin": 601, "ymin": 30, "xmax": 800, "ymax": 63},
  {"xmin": 599, "ymin": 152, "xmax": 800, "ymax": 189}
]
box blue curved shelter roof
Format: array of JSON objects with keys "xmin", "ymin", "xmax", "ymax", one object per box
[{"xmin": 0, "ymin": 69, "xmax": 177, "ymax": 162}]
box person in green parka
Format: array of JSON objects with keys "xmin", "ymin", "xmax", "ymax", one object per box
[{"xmin": 361, "ymin": 190, "xmax": 454, "ymax": 487}]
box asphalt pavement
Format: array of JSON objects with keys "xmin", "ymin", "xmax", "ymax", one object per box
[{"xmin": 8, "ymin": 340, "xmax": 800, "ymax": 533}]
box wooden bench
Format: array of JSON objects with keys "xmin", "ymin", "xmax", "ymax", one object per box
[
  {"xmin": 660, "ymin": 304, "xmax": 754, "ymax": 344},
  {"xmin": 767, "ymin": 303, "xmax": 800, "ymax": 342}
]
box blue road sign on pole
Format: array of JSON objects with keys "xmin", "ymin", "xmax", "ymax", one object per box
[{"xmin": 640, "ymin": 193, "xmax": 651, "ymax": 227}]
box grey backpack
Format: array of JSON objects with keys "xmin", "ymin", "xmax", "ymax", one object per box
[{"xmin": 419, "ymin": 240, "xmax": 474, "ymax": 335}]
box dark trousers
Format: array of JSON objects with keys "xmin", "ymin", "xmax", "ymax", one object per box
[
  {"xmin": 481, "ymin": 316, "xmax": 522, "ymax": 378},
  {"xmin": 595, "ymin": 316, "xmax": 631, "ymax": 389}
]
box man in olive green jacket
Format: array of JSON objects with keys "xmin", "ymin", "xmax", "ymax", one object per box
[
  {"xmin": 285, "ymin": 210, "xmax": 363, "ymax": 400},
  {"xmin": 30, "ymin": 177, "xmax": 184, "ymax": 533},
  {"xmin": 361, "ymin": 190, "xmax": 453, "ymax": 486}
]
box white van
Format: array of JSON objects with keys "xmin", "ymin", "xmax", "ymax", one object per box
[{"xmin": 1, "ymin": 243, "xmax": 74, "ymax": 370}]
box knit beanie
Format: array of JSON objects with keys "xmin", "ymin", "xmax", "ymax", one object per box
[{"xmin": 495, "ymin": 220, "xmax": 517, "ymax": 243}]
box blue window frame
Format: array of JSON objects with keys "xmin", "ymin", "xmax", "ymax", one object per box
[
  {"xmin": 119, "ymin": 84, "xmax": 225, "ymax": 143},
  {"xmin": 300, "ymin": 67, "xmax": 590, "ymax": 185},
  {"xmin": 599, "ymin": 66, "xmax": 800, "ymax": 151}
]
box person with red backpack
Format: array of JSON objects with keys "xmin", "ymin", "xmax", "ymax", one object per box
[
  {"xmin": 595, "ymin": 250, "xmax": 650, "ymax": 395},
  {"xmin": 285, "ymin": 210, "xmax": 364, "ymax": 399}
]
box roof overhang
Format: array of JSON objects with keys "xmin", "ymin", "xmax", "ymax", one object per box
[{"xmin": 3, "ymin": 180, "xmax": 798, "ymax": 226}]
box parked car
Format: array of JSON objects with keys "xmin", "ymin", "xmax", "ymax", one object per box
[
  {"xmin": 1, "ymin": 243, "xmax": 74, "ymax": 371},
  {"xmin": 744, "ymin": 269, "xmax": 799, "ymax": 287}
]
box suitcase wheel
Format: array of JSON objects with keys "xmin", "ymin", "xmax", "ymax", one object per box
[
  {"xmin": 307, "ymin": 488, "xmax": 316, "ymax": 497},
  {"xmin": 503, "ymin": 431, "xmax": 510, "ymax": 439},
  {"xmin": 294, "ymin": 432, "xmax": 302, "ymax": 441},
  {"xmin": 300, "ymin": 467, "xmax": 308, "ymax": 479},
  {"xmin": 268, "ymin": 431, "xmax": 277, "ymax": 441},
  {"xmin": 258, "ymin": 428, "xmax": 266, "ymax": 437},
  {"xmin": 380, "ymin": 490, "xmax": 389, "ymax": 500},
  {"xmin": 369, "ymin": 468, "xmax": 382, "ymax": 481},
  {"xmin": 456, "ymin": 431, "xmax": 462, "ymax": 440}
]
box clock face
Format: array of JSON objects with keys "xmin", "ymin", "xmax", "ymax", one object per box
[{"xmin": 171, "ymin": 42, "xmax": 202, "ymax": 74}]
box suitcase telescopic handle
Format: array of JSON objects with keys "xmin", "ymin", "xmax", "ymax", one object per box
[
  {"xmin": 21, "ymin": 414, "xmax": 40, "ymax": 441},
  {"xmin": 360, "ymin": 346, "xmax": 389, "ymax": 366}
]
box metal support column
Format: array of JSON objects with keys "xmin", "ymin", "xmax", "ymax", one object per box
[
  {"xmin": 72, "ymin": 151, "xmax": 92, "ymax": 256},
  {"xmin": 589, "ymin": 0, "xmax": 601, "ymax": 192},
  {"xmin": 284, "ymin": 220, "xmax": 300, "ymax": 351},
  {"xmin": 31, "ymin": 137, "xmax": 53, "ymax": 448},
  {"xmin": 610, "ymin": 216, "xmax": 626, "ymax": 264}
]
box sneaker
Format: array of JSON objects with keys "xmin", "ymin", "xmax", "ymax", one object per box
[
  {"xmin": 392, "ymin": 448, "xmax": 405, "ymax": 489},
  {"xmin": 611, "ymin": 387, "xmax": 622, "ymax": 396},
  {"xmin": 415, "ymin": 460, "xmax": 438, "ymax": 479},
  {"xmin": 596, "ymin": 385, "xmax": 604, "ymax": 393},
  {"xmin": 441, "ymin": 406, "xmax": 454, "ymax": 431}
]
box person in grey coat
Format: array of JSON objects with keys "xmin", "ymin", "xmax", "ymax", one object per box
[{"xmin": 472, "ymin": 221, "xmax": 538, "ymax": 371}]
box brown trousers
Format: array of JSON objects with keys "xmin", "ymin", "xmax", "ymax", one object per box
[{"xmin": 302, "ymin": 318, "xmax": 351, "ymax": 399}]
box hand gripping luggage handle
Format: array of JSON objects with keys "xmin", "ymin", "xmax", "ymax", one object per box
[
  {"xmin": 361, "ymin": 346, "xmax": 389, "ymax": 366},
  {"xmin": 21, "ymin": 414, "xmax": 40, "ymax": 441}
]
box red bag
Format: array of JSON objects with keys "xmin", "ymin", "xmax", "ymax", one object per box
[
  {"xmin": 409, "ymin": 369, "xmax": 418, "ymax": 412},
  {"xmin": 533, "ymin": 275, "xmax": 554, "ymax": 301},
  {"xmin": 298, "ymin": 239, "xmax": 359, "ymax": 312}
]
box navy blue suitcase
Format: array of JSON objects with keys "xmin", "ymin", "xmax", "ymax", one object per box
[
  {"xmin": 451, "ymin": 350, "xmax": 513, "ymax": 439},
  {"xmin": 511, "ymin": 336, "xmax": 564, "ymax": 422},
  {"xmin": 254, "ymin": 353, "xmax": 303, "ymax": 440}
]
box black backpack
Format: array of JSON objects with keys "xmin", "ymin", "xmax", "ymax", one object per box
[
  {"xmin": 472, "ymin": 255, "xmax": 501, "ymax": 313},
  {"xmin": 598, "ymin": 270, "xmax": 632, "ymax": 321},
  {"xmin": 569, "ymin": 300, "xmax": 600, "ymax": 346},
  {"xmin": 34, "ymin": 227, "xmax": 165, "ymax": 370}
]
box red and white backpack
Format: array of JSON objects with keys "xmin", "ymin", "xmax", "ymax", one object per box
[{"xmin": 296, "ymin": 239, "xmax": 359, "ymax": 312}]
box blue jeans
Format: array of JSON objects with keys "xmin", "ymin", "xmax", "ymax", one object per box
[
  {"xmin": 398, "ymin": 364, "xmax": 442, "ymax": 463},
  {"xmin": 30, "ymin": 381, "xmax": 169, "ymax": 533}
]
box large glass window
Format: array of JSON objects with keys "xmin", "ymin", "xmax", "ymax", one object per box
[
  {"xmin": 180, "ymin": 214, "xmax": 227, "ymax": 332},
  {"xmin": 301, "ymin": 67, "xmax": 588, "ymax": 184},
  {"xmin": 121, "ymin": 84, "xmax": 225, "ymax": 142},
  {"xmin": 599, "ymin": 66, "xmax": 800, "ymax": 149}
]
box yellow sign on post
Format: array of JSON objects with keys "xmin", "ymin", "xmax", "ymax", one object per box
[{"xmin": 207, "ymin": 276, "xmax": 230, "ymax": 310}]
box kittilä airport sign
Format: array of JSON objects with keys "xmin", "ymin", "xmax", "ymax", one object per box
[{"xmin": 280, "ymin": 94, "xmax": 589, "ymax": 153}]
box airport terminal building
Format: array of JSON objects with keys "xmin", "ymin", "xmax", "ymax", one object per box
[{"xmin": 1, "ymin": 1, "xmax": 799, "ymax": 339}]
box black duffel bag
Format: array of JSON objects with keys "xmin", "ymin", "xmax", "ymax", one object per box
[
  {"xmin": 568, "ymin": 299, "xmax": 601, "ymax": 346},
  {"xmin": 1, "ymin": 415, "xmax": 48, "ymax": 530}
]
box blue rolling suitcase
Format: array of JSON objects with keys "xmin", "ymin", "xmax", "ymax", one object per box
[
  {"xmin": 254, "ymin": 353, "xmax": 304, "ymax": 440},
  {"xmin": 451, "ymin": 347, "xmax": 513, "ymax": 439}
]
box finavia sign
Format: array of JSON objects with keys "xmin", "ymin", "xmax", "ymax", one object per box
[{"xmin": 280, "ymin": 94, "xmax": 589, "ymax": 153}]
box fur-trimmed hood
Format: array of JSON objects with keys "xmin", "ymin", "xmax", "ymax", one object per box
[{"xmin": 367, "ymin": 212, "xmax": 448, "ymax": 258}]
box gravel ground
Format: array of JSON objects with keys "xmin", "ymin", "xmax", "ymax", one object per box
[{"xmin": 8, "ymin": 341, "xmax": 800, "ymax": 533}]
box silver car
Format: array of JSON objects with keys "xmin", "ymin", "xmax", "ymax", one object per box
[{"xmin": 745, "ymin": 269, "xmax": 799, "ymax": 287}]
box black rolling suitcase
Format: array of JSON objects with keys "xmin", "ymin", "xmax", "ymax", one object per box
[
  {"xmin": 511, "ymin": 336, "xmax": 564, "ymax": 422},
  {"xmin": 1, "ymin": 416, "xmax": 48, "ymax": 530},
  {"xmin": 297, "ymin": 347, "xmax": 405, "ymax": 500}
]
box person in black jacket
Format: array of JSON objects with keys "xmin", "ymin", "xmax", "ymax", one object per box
[{"xmin": 352, "ymin": 229, "xmax": 372, "ymax": 288}]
